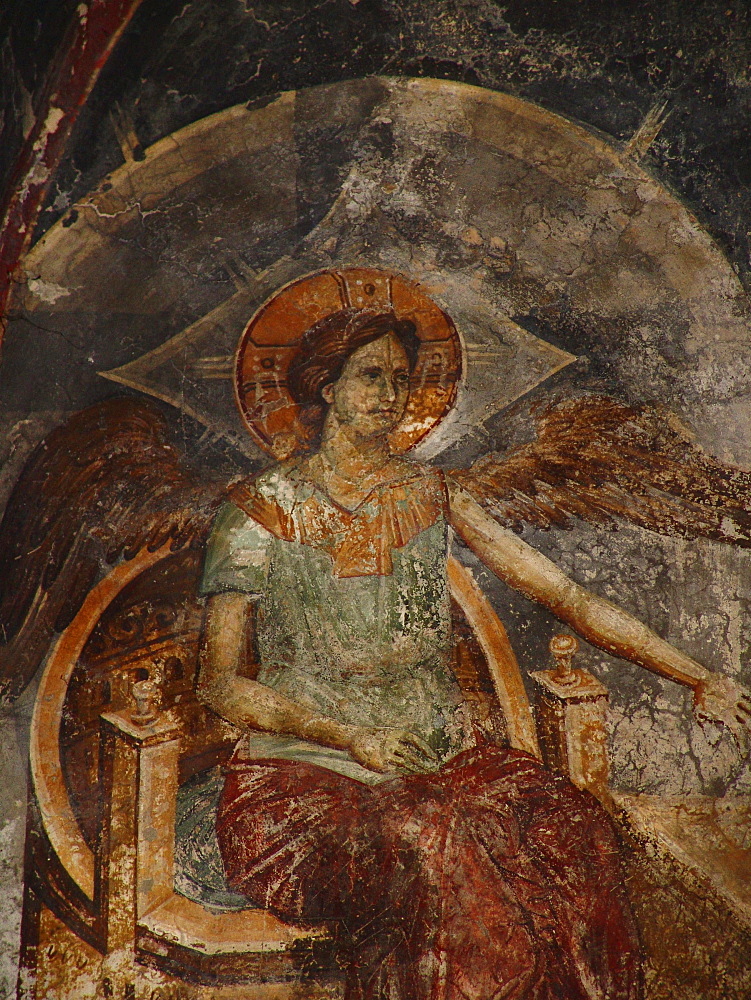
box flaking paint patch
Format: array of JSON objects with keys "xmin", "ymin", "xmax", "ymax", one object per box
[
  {"xmin": 27, "ymin": 276, "xmax": 71, "ymax": 303},
  {"xmin": 41, "ymin": 106, "xmax": 65, "ymax": 137}
]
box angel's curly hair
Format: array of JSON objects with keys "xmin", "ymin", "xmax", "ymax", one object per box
[{"xmin": 287, "ymin": 308, "xmax": 420, "ymax": 448}]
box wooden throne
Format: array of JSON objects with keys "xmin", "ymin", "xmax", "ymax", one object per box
[{"xmin": 17, "ymin": 541, "xmax": 749, "ymax": 1000}]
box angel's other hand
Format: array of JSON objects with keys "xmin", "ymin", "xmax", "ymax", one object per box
[
  {"xmin": 347, "ymin": 727, "xmax": 439, "ymax": 774},
  {"xmin": 693, "ymin": 674, "xmax": 751, "ymax": 751}
]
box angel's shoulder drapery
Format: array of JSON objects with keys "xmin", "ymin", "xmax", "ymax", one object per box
[{"xmin": 200, "ymin": 459, "xmax": 450, "ymax": 591}]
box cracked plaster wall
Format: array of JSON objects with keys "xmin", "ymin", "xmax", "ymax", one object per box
[
  {"xmin": 467, "ymin": 522, "xmax": 751, "ymax": 798},
  {"xmin": 3, "ymin": 0, "xmax": 750, "ymax": 286}
]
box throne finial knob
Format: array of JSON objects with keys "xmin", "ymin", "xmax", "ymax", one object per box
[
  {"xmin": 549, "ymin": 633, "xmax": 579, "ymax": 685},
  {"xmin": 130, "ymin": 676, "xmax": 159, "ymax": 726}
]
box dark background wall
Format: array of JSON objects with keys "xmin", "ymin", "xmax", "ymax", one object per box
[
  {"xmin": 0, "ymin": 1, "xmax": 739, "ymax": 450},
  {"xmin": 1, "ymin": 0, "xmax": 750, "ymax": 433},
  {"xmin": 0, "ymin": 1, "xmax": 740, "ymax": 425},
  {"xmin": 2, "ymin": 0, "xmax": 750, "ymax": 287}
]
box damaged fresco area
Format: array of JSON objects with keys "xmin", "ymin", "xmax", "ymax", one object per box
[
  {"xmin": 512, "ymin": 524, "xmax": 751, "ymax": 795},
  {"xmin": 1, "ymin": 45, "xmax": 751, "ymax": 1000}
]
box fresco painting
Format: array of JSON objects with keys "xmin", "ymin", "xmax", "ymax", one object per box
[{"xmin": 1, "ymin": 6, "xmax": 751, "ymax": 999}]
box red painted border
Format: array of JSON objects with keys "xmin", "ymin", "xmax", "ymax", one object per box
[{"xmin": 0, "ymin": 0, "xmax": 146, "ymax": 350}]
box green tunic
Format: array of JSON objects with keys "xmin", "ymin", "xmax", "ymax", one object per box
[{"xmin": 200, "ymin": 463, "xmax": 466, "ymax": 784}]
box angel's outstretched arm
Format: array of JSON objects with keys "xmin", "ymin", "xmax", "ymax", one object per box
[{"xmin": 448, "ymin": 481, "xmax": 751, "ymax": 740}]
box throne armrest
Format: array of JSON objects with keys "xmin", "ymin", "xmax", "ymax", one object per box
[
  {"xmin": 99, "ymin": 703, "xmax": 182, "ymax": 933},
  {"xmin": 97, "ymin": 692, "xmax": 335, "ymax": 987},
  {"xmin": 531, "ymin": 634, "xmax": 612, "ymax": 805}
]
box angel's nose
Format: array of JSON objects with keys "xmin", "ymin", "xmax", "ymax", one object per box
[{"xmin": 380, "ymin": 377, "xmax": 397, "ymax": 402}]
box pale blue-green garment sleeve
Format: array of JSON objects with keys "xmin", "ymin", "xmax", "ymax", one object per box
[{"xmin": 199, "ymin": 501, "xmax": 272, "ymax": 597}]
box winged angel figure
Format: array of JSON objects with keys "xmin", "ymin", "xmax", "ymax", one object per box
[{"xmin": 1, "ymin": 270, "xmax": 750, "ymax": 1000}]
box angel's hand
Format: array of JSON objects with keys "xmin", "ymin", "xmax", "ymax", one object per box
[
  {"xmin": 693, "ymin": 674, "xmax": 751, "ymax": 751},
  {"xmin": 347, "ymin": 727, "xmax": 439, "ymax": 774}
]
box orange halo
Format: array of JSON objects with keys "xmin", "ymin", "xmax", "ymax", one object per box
[{"xmin": 234, "ymin": 268, "xmax": 462, "ymax": 459}]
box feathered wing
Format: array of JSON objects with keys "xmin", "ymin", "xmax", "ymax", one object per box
[
  {"xmin": 450, "ymin": 394, "xmax": 751, "ymax": 545},
  {"xmin": 5, "ymin": 392, "xmax": 750, "ymax": 703},
  {"xmin": 0, "ymin": 398, "xmax": 230, "ymax": 702}
]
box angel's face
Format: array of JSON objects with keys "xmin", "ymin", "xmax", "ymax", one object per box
[{"xmin": 321, "ymin": 332, "xmax": 410, "ymax": 440}]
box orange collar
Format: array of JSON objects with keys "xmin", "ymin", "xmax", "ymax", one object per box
[{"xmin": 229, "ymin": 465, "xmax": 448, "ymax": 578}]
